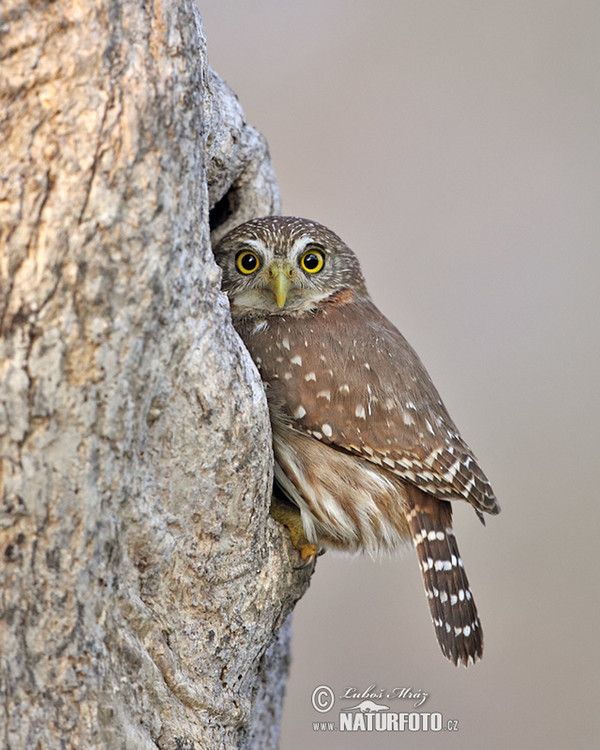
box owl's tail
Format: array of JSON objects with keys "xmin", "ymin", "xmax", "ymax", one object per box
[{"xmin": 405, "ymin": 488, "xmax": 483, "ymax": 666}]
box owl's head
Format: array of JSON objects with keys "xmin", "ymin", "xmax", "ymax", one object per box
[{"xmin": 213, "ymin": 216, "xmax": 368, "ymax": 315}]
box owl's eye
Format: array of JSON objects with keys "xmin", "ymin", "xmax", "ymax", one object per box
[
  {"xmin": 236, "ymin": 249, "xmax": 261, "ymax": 275},
  {"xmin": 300, "ymin": 248, "xmax": 325, "ymax": 274}
]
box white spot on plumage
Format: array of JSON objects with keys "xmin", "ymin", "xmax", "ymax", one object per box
[
  {"xmin": 283, "ymin": 372, "xmax": 292, "ymax": 380},
  {"xmin": 443, "ymin": 459, "xmax": 462, "ymax": 482},
  {"xmin": 339, "ymin": 384, "xmax": 350, "ymax": 394},
  {"xmin": 253, "ymin": 320, "xmax": 268, "ymax": 334},
  {"xmin": 322, "ymin": 423, "xmax": 333, "ymax": 438},
  {"xmin": 424, "ymin": 447, "xmax": 443, "ymax": 467},
  {"xmin": 282, "ymin": 336, "xmax": 290, "ymax": 350},
  {"xmin": 294, "ymin": 406, "xmax": 306, "ymax": 419},
  {"xmin": 290, "ymin": 355, "xmax": 302, "ymax": 366},
  {"xmin": 316, "ymin": 390, "xmax": 331, "ymax": 401},
  {"xmin": 305, "ymin": 371, "xmax": 317, "ymax": 381},
  {"xmin": 311, "ymin": 430, "xmax": 322, "ymax": 440},
  {"xmin": 355, "ymin": 405, "xmax": 366, "ymax": 419},
  {"xmin": 364, "ymin": 362, "xmax": 371, "ymax": 371},
  {"xmin": 403, "ymin": 411, "xmax": 416, "ymax": 426},
  {"xmin": 439, "ymin": 591, "xmax": 448, "ymax": 604},
  {"xmin": 406, "ymin": 401, "xmax": 416, "ymax": 410},
  {"xmin": 463, "ymin": 476, "xmax": 476, "ymax": 494}
]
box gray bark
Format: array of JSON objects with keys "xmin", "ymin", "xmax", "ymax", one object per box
[{"xmin": 0, "ymin": 2, "xmax": 311, "ymax": 748}]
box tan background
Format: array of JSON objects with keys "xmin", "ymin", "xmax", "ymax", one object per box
[{"xmin": 201, "ymin": 2, "xmax": 599, "ymax": 748}]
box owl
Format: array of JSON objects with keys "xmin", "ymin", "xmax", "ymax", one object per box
[{"xmin": 214, "ymin": 216, "xmax": 500, "ymax": 666}]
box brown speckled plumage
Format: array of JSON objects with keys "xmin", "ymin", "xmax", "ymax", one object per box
[{"xmin": 214, "ymin": 216, "xmax": 500, "ymax": 666}]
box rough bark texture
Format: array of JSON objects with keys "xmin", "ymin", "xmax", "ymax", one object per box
[{"xmin": 0, "ymin": 2, "xmax": 311, "ymax": 748}]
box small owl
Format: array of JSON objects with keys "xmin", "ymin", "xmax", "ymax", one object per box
[{"xmin": 214, "ymin": 216, "xmax": 500, "ymax": 666}]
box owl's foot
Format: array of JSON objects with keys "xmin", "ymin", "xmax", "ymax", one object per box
[{"xmin": 270, "ymin": 496, "xmax": 318, "ymax": 561}]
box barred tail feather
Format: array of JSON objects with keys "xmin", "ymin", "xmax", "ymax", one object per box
[{"xmin": 406, "ymin": 489, "xmax": 483, "ymax": 666}]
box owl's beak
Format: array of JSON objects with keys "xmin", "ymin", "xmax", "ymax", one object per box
[{"xmin": 267, "ymin": 263, "xmax": 294, "ymax": 308}]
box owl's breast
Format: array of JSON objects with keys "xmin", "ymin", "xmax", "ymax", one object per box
[
  {"xmin": 233, "ymin": 305, "xmax": 437, "ymax": 453},
  {"xmin": 234, "ymin": 311, "xmax": 341, "ymax": 424}
]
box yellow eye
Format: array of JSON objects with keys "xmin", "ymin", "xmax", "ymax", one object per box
[
  {"xmin": 236, "ymin": 250, "xmax": 260, "ymax": 275},
  {"xmin": 300, "ymin": 248, "xmax": 325, "ymax": 274}
]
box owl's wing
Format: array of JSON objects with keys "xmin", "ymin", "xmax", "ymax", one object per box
[{"xmin": 251, "ymin": 298, "xmax": 499, "ymax": 517}]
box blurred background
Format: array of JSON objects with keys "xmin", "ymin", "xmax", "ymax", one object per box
[{"xmin": 201, "ymin": 2, "xmax": 599, "ymax": 747}]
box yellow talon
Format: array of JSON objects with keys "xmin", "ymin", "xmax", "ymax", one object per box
[{"xmin": 270, "ymin": 495, "xmax": 317, "ymax": 561}]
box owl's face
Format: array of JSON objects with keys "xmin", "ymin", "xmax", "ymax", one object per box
[{"xmin": 214, "ymin": 216, "xmax": 368, "ymax": 315}]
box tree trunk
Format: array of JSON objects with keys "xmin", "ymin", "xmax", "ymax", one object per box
[{"xmin": 0, "ymin": 2, "xmax": 311, "ymax": 747}]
